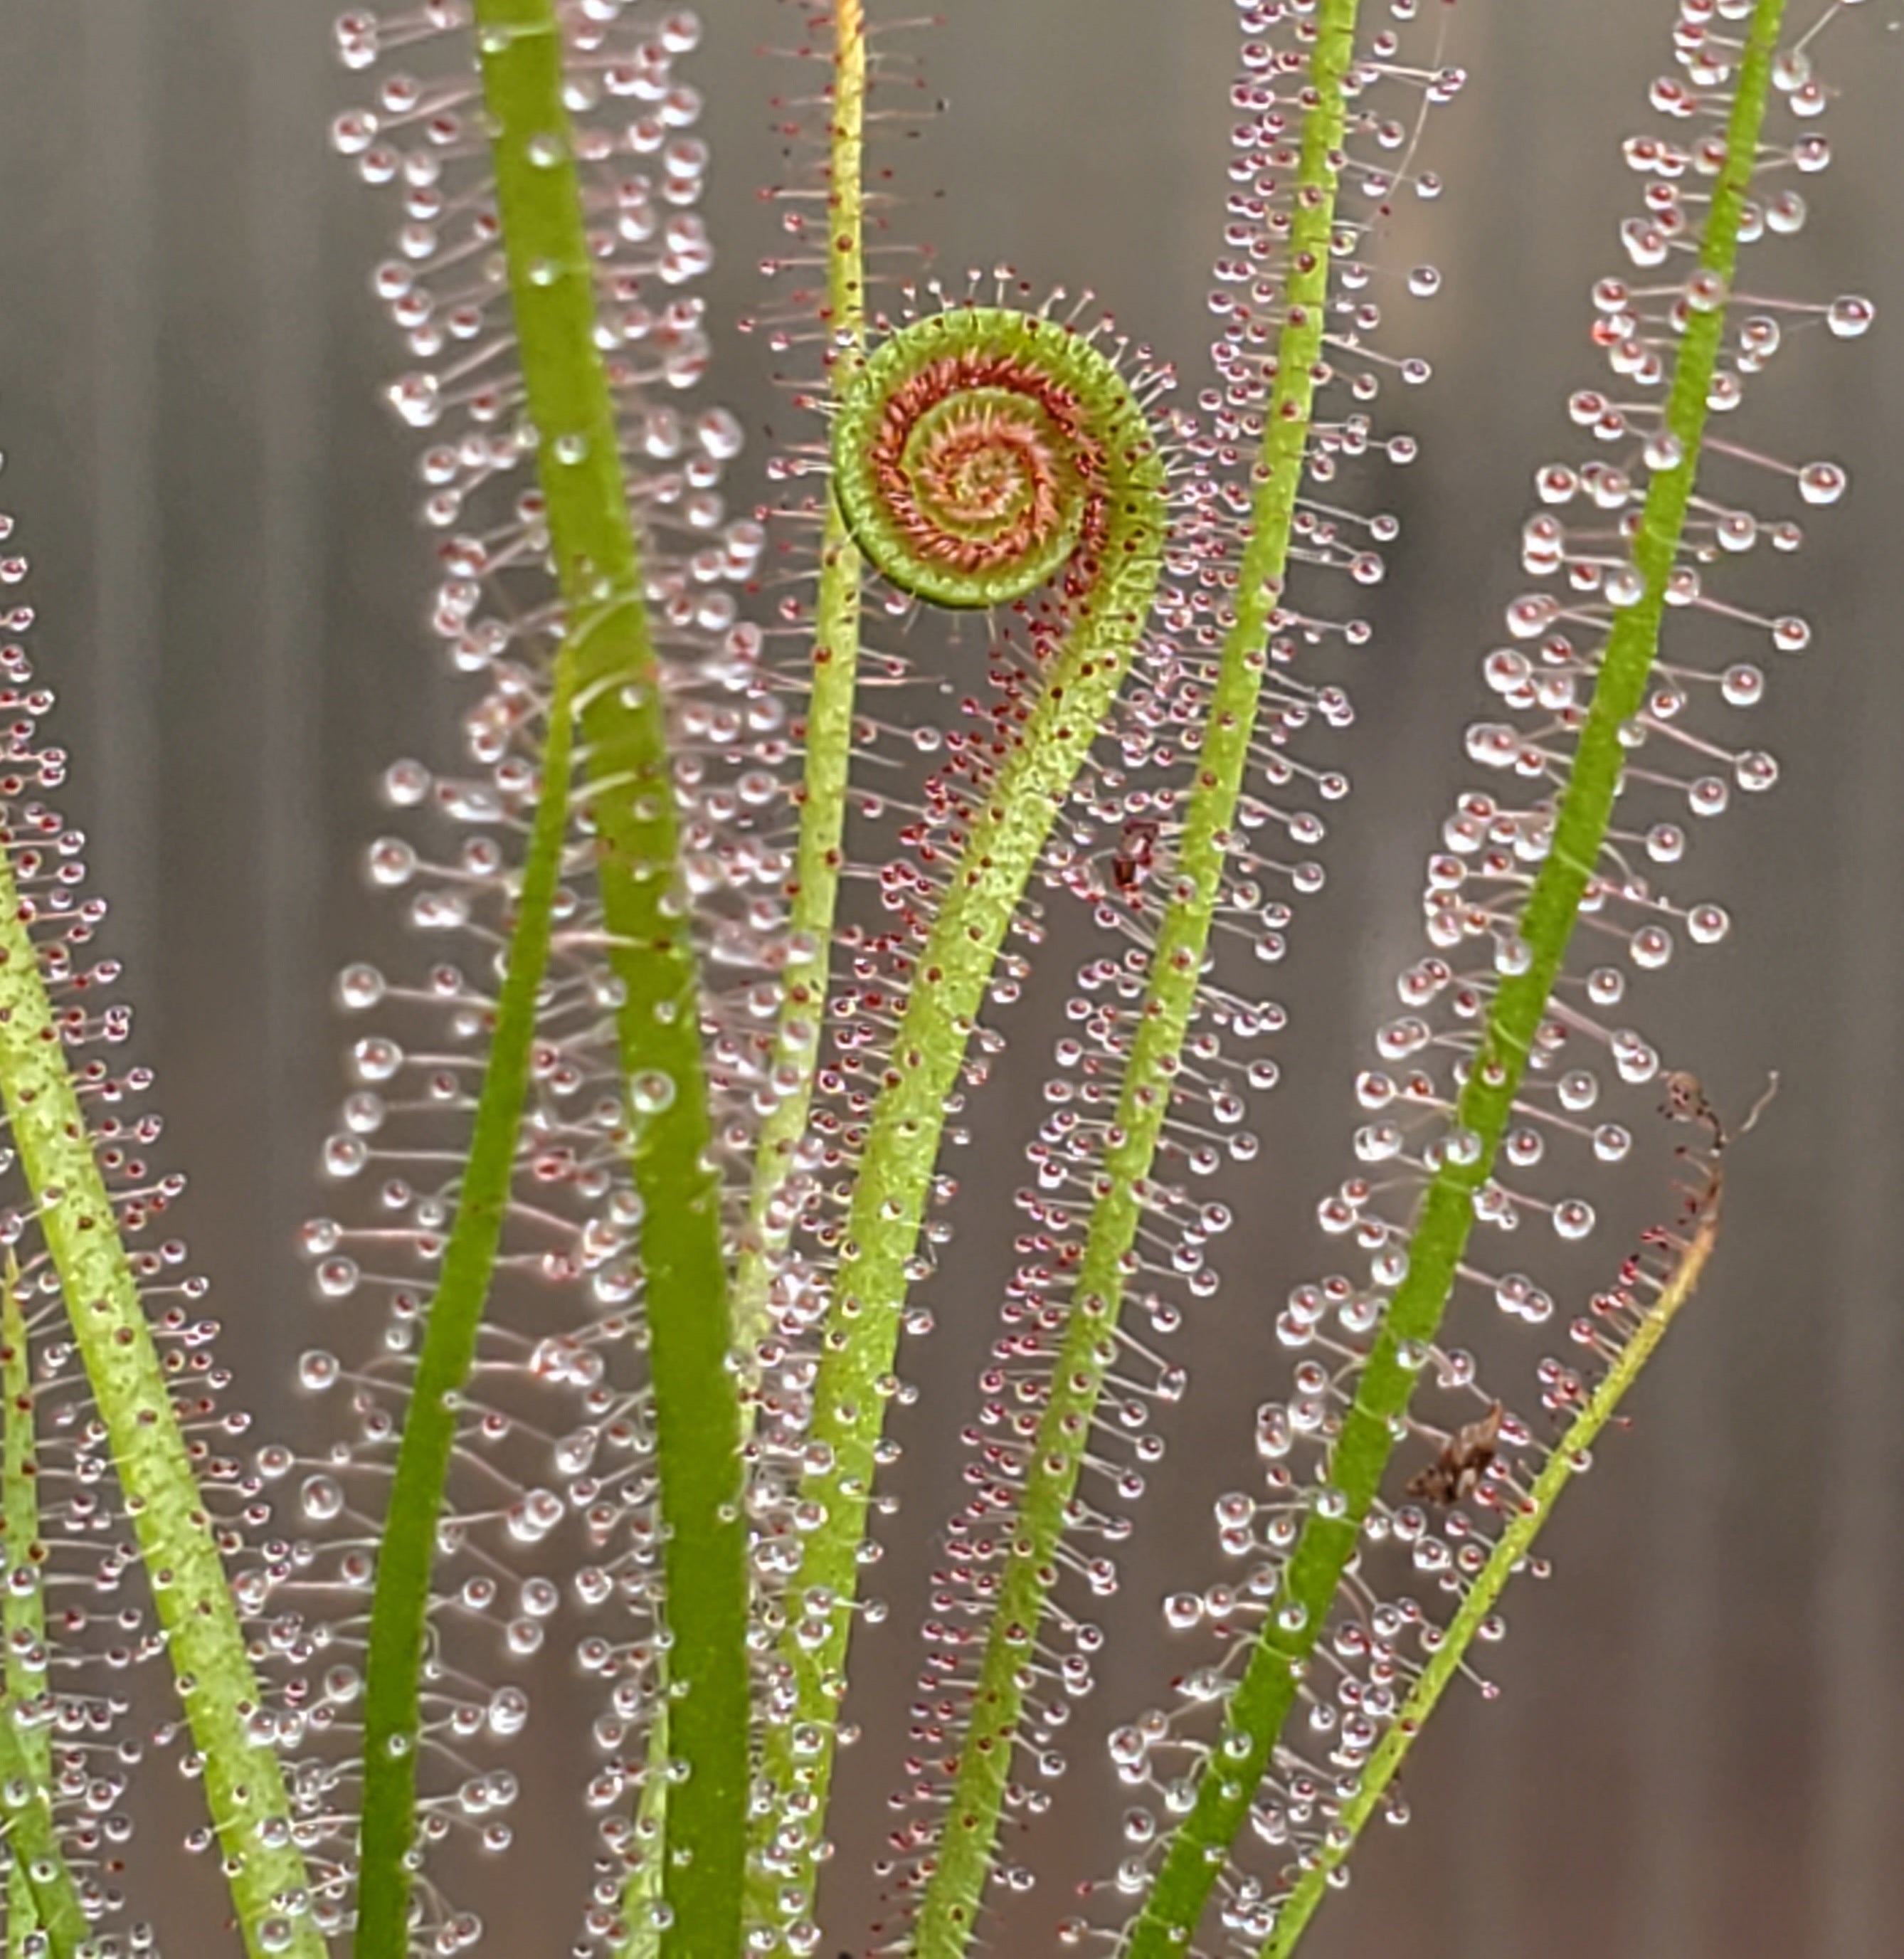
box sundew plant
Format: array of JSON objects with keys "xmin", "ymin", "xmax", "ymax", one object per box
[{"xmin": 0, "ymin": 0, "xmax": 1881, "ymax": 1955}]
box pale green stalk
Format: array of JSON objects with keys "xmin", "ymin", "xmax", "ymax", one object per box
[
  {"xmin": 358, "ymin": 4, "xmax": 750, "ymax": 1953},
  {"xmin": 1261, "ymin": 1195, "xmax": 1722, "ymax": 1958},
  {"xmin": 1123, "ymin": 6, "xmax": 1786, "ymax": 1950},
  {"xmin": 0, "ymin": 1707, "xmax": 86, "ymax": 1959},
  {"xmin": 733, "ymin": 0, "xmax": 869, "ymax": 1357},
  {"xmin": 0, "ymin": 875, "xmax": 319, "ymax": 1957},
  {"xmin": 730, "ymin": 6, "xmax": 869, "ymax": 1941},
  {"xmin": 4, "ymin": 1267, "xmax": 53, "ymax": 1958},
  {"xmin": 910, "ymin": 5, "xmax": 1359, "ymax": 1947}
]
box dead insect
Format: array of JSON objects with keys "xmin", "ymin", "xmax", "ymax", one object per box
[
  {"xmin": 1660, "ymin": 1069, "xmax": 1723, "ymax": 1151},
  {"xmin": 1110, "ymin": 818, "xmax": 1160, "ymax": 897},
  {"xmin": 1407, "ymin": 1400, "xmax": 1504, "ymax": 1505}
]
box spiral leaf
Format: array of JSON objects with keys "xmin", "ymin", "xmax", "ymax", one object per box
[
  {"xmin": 832, "ymin": 307, "xmax": 1148, "ymax": 611},
  {"xmin": 757, "ymin": 297, "xmax": 1172, "ymax": 1950}
]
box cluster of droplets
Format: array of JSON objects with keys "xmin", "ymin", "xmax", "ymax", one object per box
[
  {"xmin": 861, "ymin": 0, "xmax": 1468, "ymax": 1935},
  {"xmin": 1074, "ymin": 1088, "xmax": 1726, "ymax": 1958},
  {"xmin": 265, "ymin": 6, "xmax": 805, "ymax": 1950},
  {"xmin": 1066, "ymin": 5, "xmax": 1873, "ymax": 1953},
  {"xmin": 583, "ymin": 18, "xmax": 1212, "ymax": 1945},
  {"xmin": 6, "ymin": 1287, "xmax": 186, "ymax": 1959},
  {"xmin": 1202, "ymin": 0, "xmax": 1457, "ymax": 485},
  {"xmin": 732, "ymin": 275, "xmax": 1197, "ymax": 1941},
  {"xmin": 0, "ymin": 527, "xmax": 268, "ymax": 1955}
]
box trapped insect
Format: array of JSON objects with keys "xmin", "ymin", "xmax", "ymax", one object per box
[
  {"xmin": 1111, "ymin": 817, "xmax": 1161, "ymax": 897},
  {"xmin": 1407, "ymin": 1400, "xmax": 1506, "ymax": 1506}
]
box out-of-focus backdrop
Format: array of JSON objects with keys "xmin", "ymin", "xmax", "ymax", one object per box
[{"xmin": 0, "ymin": 1, "xmax": 1899, "ymax": 1953}]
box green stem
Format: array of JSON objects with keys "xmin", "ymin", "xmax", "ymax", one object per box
[
  {"xmin": 1123, "ymin": 7, "xmax": 1784, "ymax": 1951},
  {"xmin": 356, "ymin": 645, "xmax": 582, "ymax": 1955},
  {"xmin": 3, "ymin": 1267, "xmax": 52, "ymax": 1958},
  {"xmin": 731, "ymin": 10, "xmax": 868, "ymax": 1943},
  {"xmin": 1261, "ymin": 1198, "xmax": 1722, "ymax": 1959},
  {"xmin": 618, "ymin": 1703, "xmax": 671, "ymax": 1958},
  {"xmin": 0, "ymin": 884, "xmax": 320, "ymax": 1957},
  {"xmin": 733, "ymin": 0, "xmax": 869, "ymax": 1359},
  {"xmin": 758, "ymin": 319, "xmax": 1169, "ymax": 1944},
  {"xmin": 467, "ymin": 6, "xmax": 749, "ymax": 1956},
  {"xmin": 0, "ymin": 1706, "xmax": 86, "ymax": 1959},
  {"xmin": 910, "ymin": 7, "xmax": 1358, "ymax": 1948}
]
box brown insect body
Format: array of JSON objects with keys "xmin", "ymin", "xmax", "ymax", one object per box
[
  {"xmin": 1408, "ymin": 1400, "xmax": 1504, "ymax": 1506},
  {"xmin": 1111, "ymin": 818, "xmax": 1160, "ymax": 897}
]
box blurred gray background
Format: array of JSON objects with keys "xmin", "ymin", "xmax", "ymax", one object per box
[{"xmin": 0, "ymin": 0, "xmax": 1900, "ymax": 1953}]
